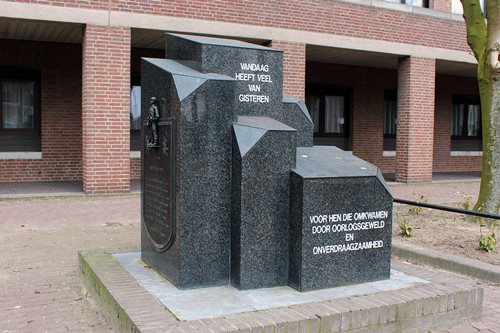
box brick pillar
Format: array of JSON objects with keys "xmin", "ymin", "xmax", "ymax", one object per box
[
  {"xmin": 352, "ymin": 86, "xmax": 384, "ymax": 164},
  {"xmin": 396, "ymin": 57, "xmax": 435, "ymax": 183},
  {"xmin": 82, "ymin": 25, "xmax": 131, "ymax": 194},
  {"xmin": 270, "ymin": 41, "xmax": 306, "ymax": 100}
]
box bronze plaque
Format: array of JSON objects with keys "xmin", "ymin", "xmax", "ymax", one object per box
[{"xmin": 143, "ymin": 120, "xmax": 175, "ymax": 252}]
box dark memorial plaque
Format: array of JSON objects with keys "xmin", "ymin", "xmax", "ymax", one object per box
[{"xmin": 143, "ymin": 120, "xmax": 175, "ymax": 251}]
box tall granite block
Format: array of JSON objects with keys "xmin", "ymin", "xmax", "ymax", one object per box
[
  {"xmin": 166, "ymin": 34, "xmax": 284, "ymax": 121},
  {"xmin": 141, "ymin": 57, "xmax": 237, "ymax": 289},
  {"xmin": 231, "ymin": 116, "xmax": 296, "ymax": 290},
  {"xmin": 289, "ymin": 146, "xmax": 393, "ymax": 292},
  {"xmin": 282, "ymin": 93, "xmax": 314, "ymax": 147}
]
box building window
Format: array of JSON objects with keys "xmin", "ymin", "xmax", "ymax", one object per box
[
  {"xmin": 306, "ymin": 85, "xmax": 351, "ymax": 150},
  {"xmin": 130, "ymin": 72, "xmax": 141, "ymax": 151},
  {"xmin": 384, "ymin": 0, "xmax": 429, "ymax": 8},
  {"xmin": 0, "ymin": 67, "xmax": 40, "ymax": 152},
  {"xmin": 131, "ymin": 85, "xmax": 141, "ymax": 130},
  {"xmin": 451, "ymin": 95, "xmax": 482, "ymax": 151},
  {"xmin": 2, "ymin": 81, "xmax": 35, "ymax": 128},
  {"xmin": 383, "ymin": 90, "xmax": 397, "ymax": 151}
]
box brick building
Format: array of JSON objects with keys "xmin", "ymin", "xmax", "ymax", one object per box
[{"xmin": 0, "ymin": 0, "xmax": 482, "ymax": 194}]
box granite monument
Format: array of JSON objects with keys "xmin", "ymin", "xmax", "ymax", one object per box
[{"xmin": 141, "ymin": 33, "xmax": 393, "ymax": 291}]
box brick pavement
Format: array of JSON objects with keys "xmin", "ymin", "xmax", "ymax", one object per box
[
  {"xmin": 389, "ymin": 181, "xmax": 481, "ymax": 206},
  {"xmin": 0, "ymin": 196, "xmax": 140, "ymax": 332},
  {"xmin": 0, "ymin": 181, "xmax": 499, "ymax": 332},
  {"xmin": 434, "ymin": 282, "xmax": 500, "ymax": 333},
  {"xmin": 392, "ymin": 181, "xmax": 500, "ymax": 332}
]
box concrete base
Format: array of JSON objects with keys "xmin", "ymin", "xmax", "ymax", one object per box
[{"xmin": 79, "ymin": 250, "xmax": 483, "ymax": 333}]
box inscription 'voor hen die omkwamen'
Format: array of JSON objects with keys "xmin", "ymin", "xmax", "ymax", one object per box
[{"xmin": 308, "ymin": 210, "xmax": 389, "ymax": 256}]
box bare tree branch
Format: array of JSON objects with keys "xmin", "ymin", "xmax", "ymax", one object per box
[{"xmin": 461, "ymin": 0, "xmax": 488, "ymax": 61}]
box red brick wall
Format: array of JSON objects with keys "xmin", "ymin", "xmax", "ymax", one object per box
[
  {"xmin": 6, "ymin": 0, "xmax": 469, "ymax": 52},
  {"xmin": 82, "ymin": 25, "xmax": 131, "ymax": 194},
  {"xmin": 352, "ymin": 86, "xmax": 386, "ymax": 168},
  {"xmin": 0, "ymin": 40, "xmax": 82, "ymax": 182},
  {"xmin": 130, "ymin": 157, "xmax": 141, "ymax": 179},
  {"xmin": 307, "ymin": 61, "xmax": 481, "ymax": 177},
  {"xmin": 270, "ymin": 41, "xmax": 306, "ymax": 100},
  {"xmin": 396, "ymin": 57, "xmax": 436, "ymax": 182},
  {"xmin": 0, "ymin": 43, "xmax": 159, "ymax": 184},
  {"xmin": 434, "ymin": 74, "xmax": 482, "ymax": 172}
]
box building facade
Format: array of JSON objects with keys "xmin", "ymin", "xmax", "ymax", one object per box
[{"xmin": 0, "ymin": 0, "xmax": 481, "ymax": 194}]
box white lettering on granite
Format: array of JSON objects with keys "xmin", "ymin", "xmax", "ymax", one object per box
[
  {"xmin": 257, "ymin": 74, "xmax": 272, "ymax": 82},
  {"xmin": 328, "ymin": 214, "xmax": 341, "ymax": 222},
  {"xmin": 309, "ymin": 215, "xmax": 328, "ymax": 223},
  {"xmin": 238, "ymin": 94, "xmax": 270, "ymax": 103},
  {"xmin": 248, "ymin": 84, "xmax": 261, "ymax": 92},
  {"xmin": 310, "ymin": 211, "xmax": 388, "ymax": 223},
  {"xmin": 353, "ymin": 211, "xmax": 388, "ymax": 220},
  {"xmin": 309, "ymin": 210, "xmax": 389, "ymax": 255},
  {"xmin": 235, "ymin": 62, "xmax": 272, "ymax": 103},
  {"xmin": 312, "ymin": 240, "xmax": 384, "ymax": 255},
  {"xmin": 240, "ymin": 63, "xmax": 269, "ymax": 72},
  {"xmin": 312, "ymin": 225, "xmax": 331, "ymax": 234},
  {"xmin": 235, "ymin": 73, "xmax": 255, "ymax": 81}
]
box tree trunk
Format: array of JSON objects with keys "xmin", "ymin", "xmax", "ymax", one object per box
[
  {"xmin": 461, "ymin": 0, "xmax": 500, "ymax": 214},
  {"xmin": 481, "ymin": 76, "xmax": 500, "ymax": 213}
]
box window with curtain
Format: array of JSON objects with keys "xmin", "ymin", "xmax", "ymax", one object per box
[
  {"xmin": 324, "ymin": 96, "xmax": 346, "ymax": 134},
  {"xmin": 2, "ymin": 81, "xmax": 35, "ymax": 129},
  {"xmin": 305, "ymin": 85, "xmax": 351, "ymax": 150},
  {"xmin": 130, "ymin": 71, "xmax": 142, "ymax": 151},
  {"xmin": 384, "ymin": 0, "xmax": 429, "ymax": 8},
  {"xmin": 451, "ymin": 95, "xmax": 482, "ymax": 151},
  {"xmin": 0, "ymin": 67, "xmax": 40, "ymax": 152},
  {"xmin": 383, "ymin": 91, "xmax": 397, "ymax": 136},
  {"xmin": 383, "ymin": 90, "xmax": 397, "ymax": 151},
  {"xmin": 130, "ymin": 85, "xmax": 141, "ymax": 131},
  {"xmin": 452, "ymin": 104, "xmax": 480, "ymax": 137}
]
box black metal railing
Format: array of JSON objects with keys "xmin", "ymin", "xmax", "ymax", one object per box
[{"xmin": 393, "ymin": 198, "xmax": 500, "ymax": 220}]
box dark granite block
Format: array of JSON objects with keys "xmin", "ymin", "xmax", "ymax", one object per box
[
  {"xmin": 282, "ymin": 93, "xmax": 314, "ymax": 147},
  {"xmin": 167, "ymin": 34, "xmax": 284, "ymax": 121},
  {"xmin": 143, "ymin": 34, "xmax": 391, "ymax": 293},
  {"xmin": 288, "ymin": 146, "xmax": 393, "ymax": 292},
  {"xmin": 141, "ymin": 58, "xmax": 236, "ymax": 289},
  {"xmin": 231, "ymin": 116, "xmax": 296, "ymax": 290}
]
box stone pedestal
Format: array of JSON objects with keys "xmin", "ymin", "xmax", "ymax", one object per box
[
  {"xmin": 288, "ymin": 146, "xmax": 393, "ymax": 291},
  {"xmin": 231, "ymin": 116, "xmax": 296, "ymax": 289}
]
